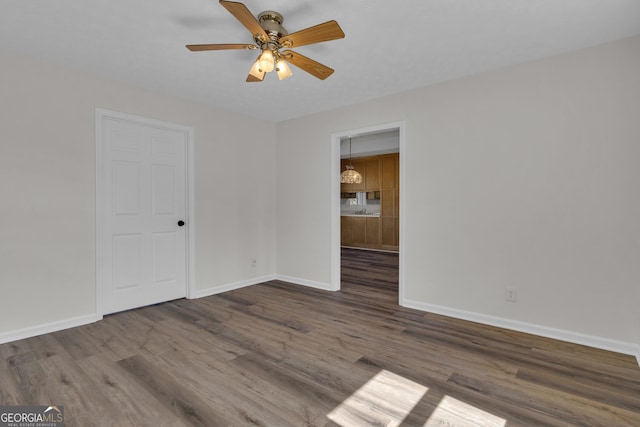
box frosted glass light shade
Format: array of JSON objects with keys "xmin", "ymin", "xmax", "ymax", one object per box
[
  {"xmin": 248, "ymin": 59, "xmax": 264, "ymax": 80},
  {"xmin": 259, "ymin": 49, "xmax": 275, "ymax": 72},
  {"xmin": 276, "ymin": 59, "xmax": 293, "ymax": 80}
]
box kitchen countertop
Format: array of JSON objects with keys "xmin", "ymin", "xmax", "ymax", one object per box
[{"xmin": 341, "ymin": 213, "xmax": 381, "ymax": 217}]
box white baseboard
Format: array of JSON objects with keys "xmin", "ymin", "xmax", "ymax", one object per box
[
  {"xmin": 403, "ymin": 298, "xmax": 640, "ymax": 362},
  {"xmin": 3, "ymin": 284, "xmax": 637, "ymax": 368},
  {"xmin": 0, "ymin": 314, "xmax": 99, "ymax": 345},
  {"xmin": 192, "ymin": 274, "xmax": 277, "ymax": 299},
  {"xmin": 193, "ymin": 273, "xmax": 334, "ymax": 296},
  {"xmin": 275, "ymin": 274, "xmax": 334, "ymax": 291},
  {"xmin": 0, "ymin": 275, "xmax": 278, "ymax": 345}
]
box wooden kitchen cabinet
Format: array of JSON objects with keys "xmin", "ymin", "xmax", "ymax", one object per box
[
  {"xmin": 381, "ymin": 189, "xmax": 396, "ymax": 217},
  {"xmin": 381, "ymin": 217, "xmax": 399, "ymax": 248},
  {"xmin": 341, "ymin": 216, "xmax": 353, "ymax": 246},
  {"xmin": 382, "ymin": 155, "xmax": 397, "ymax": 189},
  {"xmin": 341, "ymin": 216, "xmax": 380, "ymax": 249},
  {"xmin": 365, "ymin": 158, "xmax": 380, "ymax": 191},
  {"xmin": 340, "ymin": 152, "xmax": 398, "ymax": 251},
  {"xmin": 380, "ymin": 153, "xmax": 399, "ymax": 251},
  {"xmin": 341, "ymin": 157, "xmax": 380, "ymax": 192},
  {"xmin": 365, "ymin": 217, "xmax": 380, "ymax": 246},
  {"xmin": 351, "ymin": 216, "xmax": 366, "ymax": 245}
]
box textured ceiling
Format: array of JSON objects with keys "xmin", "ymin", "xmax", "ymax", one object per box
[{"xmin": 1, "ymin": 0, "xmax": 639, "ymax": 122}]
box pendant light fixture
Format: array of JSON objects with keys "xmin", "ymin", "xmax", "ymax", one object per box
[{"xmin": 340, "ymin": 137, "xmax": 363, "ymax": 184}]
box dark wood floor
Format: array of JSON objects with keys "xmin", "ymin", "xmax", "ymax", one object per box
[{"xmin": 1, "ymin": 247, "xmax": 639, "ymax": 426}]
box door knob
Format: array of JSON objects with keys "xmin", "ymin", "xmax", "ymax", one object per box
[{"xmin": 177, "ymin": 220, "xmax": 185, "ymax": 227}]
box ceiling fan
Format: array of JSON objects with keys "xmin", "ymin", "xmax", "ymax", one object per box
[{"xmin": 186, "ymin": 0, "xmax": 345, "ymax": 82}]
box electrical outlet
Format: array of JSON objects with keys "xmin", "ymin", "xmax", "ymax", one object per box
[{"xmin": 505, "ymin": 287, "xmax": 517, "ymax": 302}]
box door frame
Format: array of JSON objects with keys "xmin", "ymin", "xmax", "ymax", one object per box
[
  {"xmin": 330, "ymin": 121, "xmax": 406, "ymax": 304},
  {"xmin": 95, "ymin": 108, "xmax": 195, "ymax": 319}
]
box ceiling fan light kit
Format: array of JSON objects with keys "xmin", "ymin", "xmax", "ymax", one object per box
[{"xmin": 186, "ymin": 0, "xmax": 345, "ymax": 82}]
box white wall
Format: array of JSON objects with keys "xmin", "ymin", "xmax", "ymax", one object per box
[
  {"xmin": 1, "ymin": 35, "xmax": 638, "ymax": 361},
  {"xmin": 276, "ymin": 35, "xmax": 640, "ymax": 357},
  {"xmin": 0, "ymin": 48, "xmax": 277, "ymax": 339}
]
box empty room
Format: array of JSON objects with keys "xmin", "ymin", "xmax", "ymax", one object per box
[{"xmin": 1, "ymin": 1, "xmax": 639, "ymax": 425}]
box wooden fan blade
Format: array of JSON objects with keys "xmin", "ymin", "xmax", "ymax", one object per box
[
  {"xmin": 186, "ymin": 44, "xmax": 256, "ymax": 51},
  {"xmin": 282, "ymin": 50, "xmax": 334, "ymax": 80},
  {"xmin": 246, "ymin": 72, "xmax": 265, "ymax": 82},
  {"xmin": 219, "ymin": 0, "xmax": 268, "ymax": 40},
  {"xmin": 279, "ymin": 20, "xmax": 345, "ymax": 48}
]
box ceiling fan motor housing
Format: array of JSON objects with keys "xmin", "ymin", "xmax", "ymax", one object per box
[{"xmin": 257, "ymin": 10, "xmax": 288, "ymax": 45}]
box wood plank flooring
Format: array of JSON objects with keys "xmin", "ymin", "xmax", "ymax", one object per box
[{"xmin": 1, "ymin": 247, "xmax": 639, "ymax": 426}]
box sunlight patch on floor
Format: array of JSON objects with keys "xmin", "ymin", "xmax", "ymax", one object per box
[
  {"xmin": 327, "ymin": 369, "xmax": 507, "ymax": 427},
  {"xmin": 426, "ymin": 395, "xmax": 506, "ymax": 427},
  {"xmin": 327, "ymin": 369, "xmax": 428, "ymax": 426}
]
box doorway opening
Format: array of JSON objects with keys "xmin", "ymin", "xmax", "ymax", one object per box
[{"xmin": 331, "ymin": 122, "xmax": 405, "ymax": 304}]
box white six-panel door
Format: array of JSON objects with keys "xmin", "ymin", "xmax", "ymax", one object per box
[{"xmin": 97, "ymin": 110, "xmax": 190, "ymax": 315}]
